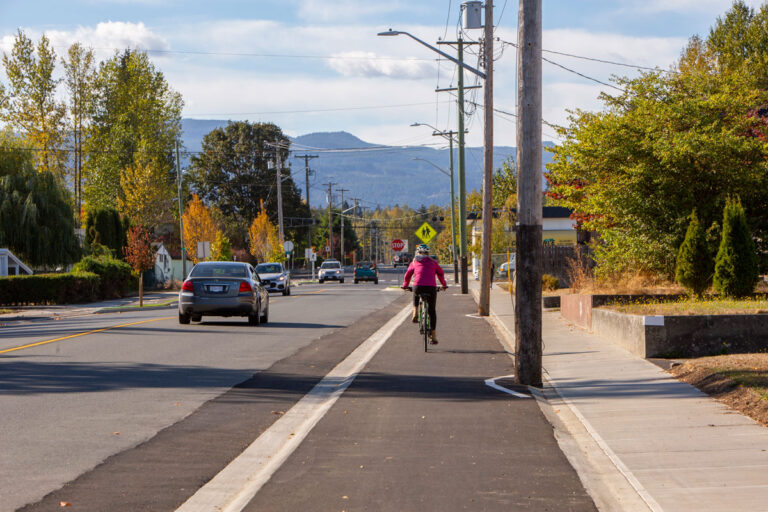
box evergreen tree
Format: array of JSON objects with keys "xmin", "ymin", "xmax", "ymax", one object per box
[
  {"xmin": 85, "ymin": 207, "xmax": 125, "ymax": 257},
  {"xmin": 675, "ymin": 210, "xmax": 711, "ymax": 296},
  {"xmin": 713, "ymin": 197, "xmax": 759, "ymax": 297}
]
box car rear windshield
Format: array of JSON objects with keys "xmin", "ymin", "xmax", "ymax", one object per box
[
  {"xmin": 321, "ymin": 262, "xmax": 340, "ymax": 269},
  {"xmin": 356, "ymin": 263, "xmax": 371, "ymax": 269},
  {"xmin": 255, "ymin": 264, "xmax": 282, "ymax": 273},
  {"xmin": 190, "ymin": 264, "xmax": 247, "ymax": 278}
]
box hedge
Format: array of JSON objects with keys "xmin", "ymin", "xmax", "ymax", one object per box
[
  {"xmin": 73, "ymin": 256, "xmax": 135, "ymax": 298},
  {"xmin": 0, "ymin": 272, "xmax": 100, "ymax": 306}
]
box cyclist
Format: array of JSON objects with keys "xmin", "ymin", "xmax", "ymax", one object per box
[{"xmin": 402, "ymin": 244, "xmax": 448, "ymax": 344}]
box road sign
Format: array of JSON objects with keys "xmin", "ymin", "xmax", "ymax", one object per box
[
  {"xmin": 197, "ymin": 241, "xmax": 211, "ymax": 259},
  {"xmin": 391, "ymin": 239, "xmax": 405, "ymax": 252},
  {"xmin": 283, "ymin": 240, "xmax": 294, "ymax": 253},
  {"xmin": 415, "ymin": 222, "xmax": 437, "ymax": 244}
]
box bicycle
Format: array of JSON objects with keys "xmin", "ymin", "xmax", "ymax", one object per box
[{"xmin": 404, "ymin": 286, "xmax": 442, "ymax": 352}]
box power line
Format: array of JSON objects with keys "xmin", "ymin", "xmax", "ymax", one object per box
[
  {"xmin": 542, "ymin": 56, "xmax": 626, "ymax": 92},
  {"xmin": 499, "ymin": 39, "xmax": 669, "ymax": 72}
]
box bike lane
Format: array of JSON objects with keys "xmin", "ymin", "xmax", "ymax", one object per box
[{"xmin": 245, "ymin": 291, "xmax": 596, "ymax": 511}]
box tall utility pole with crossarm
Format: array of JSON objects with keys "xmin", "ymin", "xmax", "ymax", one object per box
[
  {"xmin": 294, "ymin": 154, "xmax": 318, "ymax": 256},
  {"xmin": 515, "ymin": 0, "xmax": 543, "ymax": 387}
]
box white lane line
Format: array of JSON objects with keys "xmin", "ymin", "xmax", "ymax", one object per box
[
  {"xmin": 484, "ymin": 374, "xmax": 531, "ymax": 399},
  {"xmin": 176, "ymin": 304, "xmax": 412, "ymax": 512}
]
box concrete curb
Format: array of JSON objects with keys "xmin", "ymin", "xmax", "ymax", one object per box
[{"xmin": 95, "ymin": 302, "xmax": 178, "ymax": 314}]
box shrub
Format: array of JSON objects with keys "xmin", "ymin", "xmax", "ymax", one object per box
[
  {"xmin": 675, "ymin": 209, "xmax": 712, "ymax": 296},
  {"xmin": 73, "ymin": 256, "xmax": 135, "ymax": 298},
  {"xmin": 542, "ymin": 274, "xmax": 560, "ymax": 291},
  {"xmin": 0, "ymin": 272, "xmax": 100, "ymax": 306},
  {"xmin": 714, "ymin": 197, "xmax": 759, "ymax": 297}
]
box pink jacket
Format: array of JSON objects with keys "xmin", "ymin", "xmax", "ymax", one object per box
[{"xmin": 402, "ymin": 255, "xmax": 447, "ymax": 288}]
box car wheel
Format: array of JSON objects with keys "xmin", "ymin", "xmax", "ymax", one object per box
[
  {"xmin": 319, "ymin": 279, "xmax": 324, "ymax": 284},
  {"xmin": 340, "ymin": 278, "xmax": 345, "ymax": 284},
  {"xmin": 374, "ymin": 278, "xmax": 379, "ymax": 284},
  {"xmin": 354, "ymin": 279, "xmax": 359, "ymax": 284},
  {"xmin": 179, "ymin": 312, "xmax": 191, "ymax": 324},
  {"xmin": 260, "ymin": 301, "xmax": 269, "ymax": 323},
  {"xmin": 286, "ymin": 286, "xmax": 291, "ymax": 296},
  {"xmin": 248, "ymin": 309, "xmax": 260, "ymax": 325},
  {"xmin": 282, "ymin": 288, "xmax": 289, "ymax": 296}
]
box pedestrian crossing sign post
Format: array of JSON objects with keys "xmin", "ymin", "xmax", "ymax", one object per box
[{"xmin": 415, "ymin": 221, "xmax": 437, "ymax": 244}]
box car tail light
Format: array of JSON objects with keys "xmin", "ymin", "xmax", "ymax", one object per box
[
  {"xmin": 182, "ymin": 280, "xmax": 194, "ymax": 291},
  {"xmin": 239, "ymin": 281, "xmax": 252, "ymax": 292}
]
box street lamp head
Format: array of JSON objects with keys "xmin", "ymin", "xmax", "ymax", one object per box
[
  {"xmin": 410, "ymin": 122, "xmax": 422, "ymax": 127},
  {"xmin": 377, "ymin": 29, "xmax": 402, "ymax": 36}
]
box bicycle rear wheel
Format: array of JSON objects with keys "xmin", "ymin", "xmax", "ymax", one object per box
[{"xmin": 422, "ymin": 304, "xmax": 430, "ymax": 352}]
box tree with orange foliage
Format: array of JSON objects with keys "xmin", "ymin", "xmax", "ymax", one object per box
[
  {"xmin": 124, "ymin": 226, "xmax": 155, "ymax": 306},
  {"xmin": 183, "ymin": 194, "xmax": 220, "ymax": 264},
  {"xmin": 249, "ymin": 209, "xmax": 284, "ymax": 263}
]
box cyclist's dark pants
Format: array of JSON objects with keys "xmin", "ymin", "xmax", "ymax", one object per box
[{"xmin": 413, "ymin": 285, "xmax": 437, "ymax": 329}]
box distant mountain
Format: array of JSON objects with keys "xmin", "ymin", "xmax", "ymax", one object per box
[{"xmin": 181, "ymin": 119, "xmax": 554, "ymax": 208}]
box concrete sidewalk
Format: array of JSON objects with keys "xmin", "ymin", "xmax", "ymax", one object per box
[
  {"xmin": 479, "ymin": 283, "xmax": 768, "ymax": 512},
  {"xmin": 0, "ymin": 290, "xmax": 178, "ymax": 322}
]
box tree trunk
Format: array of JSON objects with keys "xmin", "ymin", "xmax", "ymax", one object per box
[{"xmin": 139, "ymin": 271, "xmax": 144, "ymax": 307}]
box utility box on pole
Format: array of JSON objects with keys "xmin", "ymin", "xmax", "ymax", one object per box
[{"xmin": 462, "ymin": 1, "xmax": 483, "ymax": 29}]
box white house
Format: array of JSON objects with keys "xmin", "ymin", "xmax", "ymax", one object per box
[{"xmin": 0, "ymin": 249, "xmax": 32, "ymax": 276}]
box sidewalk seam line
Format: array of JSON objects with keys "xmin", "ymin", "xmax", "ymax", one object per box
[{"xmin": 175, "ymin": 304, "xmax": 412, "ymax": 512}]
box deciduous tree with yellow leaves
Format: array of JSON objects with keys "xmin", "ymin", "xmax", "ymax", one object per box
[
  {"xmin": 118, "ymin": 157, "xmax": 173, "ymax": 229},
  {"xmin": 249, "ymin": 209, "xmax": 284, "ymax": 263},
  {"xmin": 183, "ymin": 194, "xmax": 220, "ymax": 264}
]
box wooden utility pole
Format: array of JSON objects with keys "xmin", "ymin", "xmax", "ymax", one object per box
[
  {"xmin": 478, "ymin": 0, "xmax": 494, "ymax": 316},
  {"xmin": 457, "ymin": 38, "xmax": 469, "ymax": 294},
  {"xmin": 338, "ymin": 188, "xmax": 349, "ymax": 265},
  {"xmin": 176, "ymin": 141, "xmax": 187, "ymax": 280},
  {"xmin": 515, "ymin": 0, "xmax": 543, "ymax": 387},
  {"xmin": 324, "ymin": 182, "xmax": 337, "ymax": 259},
  {"xmin": 294, "ymin": 154, "xmax": 318, "ymax": 257},
  {"xmin": 275, "ymin": 145, "xmax": 285, "ymax": 244}
]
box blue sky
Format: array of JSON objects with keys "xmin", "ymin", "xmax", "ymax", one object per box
[{"xmin": 0, "ymin": 1, "xmax": 760, "ymax": 147}]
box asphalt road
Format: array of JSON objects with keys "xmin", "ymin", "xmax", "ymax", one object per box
[{"xmin": 0, "ymin": 278, "xmax": 398, "ymax": 512}]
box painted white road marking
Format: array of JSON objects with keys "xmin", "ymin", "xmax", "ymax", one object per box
[
  {"xmin": 484, "ymin": 374, "xmax": 531, "ymax": 398},
  {"xmin": 465, "ymin": 313, "xmax": 483, "ymax": 319},
  {"xmin": 175, "ymin": 305, "xmax": 411, "ymax": 512}
]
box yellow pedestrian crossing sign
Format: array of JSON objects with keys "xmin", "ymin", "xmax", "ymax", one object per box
[{"xmin": 415, "ymin": 221, "xmax": 437, "ymax": 244}]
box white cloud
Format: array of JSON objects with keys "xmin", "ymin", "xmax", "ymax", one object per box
[
  {"xmin": 46, "ymin": 21, "xmax": 169, "ymax": 53},
  {"xmin": 296, "ymin": 0, "xmax": 406, "ymax": 23},
  {"xmin": 0, "ymin": 21, "xmax": 169, "ymax": 60},
  {"xmin": 327, "ymin": 51, "xmax": 435, "ymax": 78},
  {"xmin": 631, "ymin": 0, "xmax": 764, "ymax": 14}
]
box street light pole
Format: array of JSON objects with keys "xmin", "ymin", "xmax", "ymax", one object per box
[
  {"xmin": 411, "ymin": 123, "xmax": 460, "ymax": 284},
  {"xmin": 378, "ymin": 29, "xmax": 487, "ymax": 295},
  {"xmin": 338, "ymin": 188, "xmax": 349, "ymax": 265}
]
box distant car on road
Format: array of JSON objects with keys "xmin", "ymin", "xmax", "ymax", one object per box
[
  {"xmin": 178, "ymin": 261, "xmax": 269, "ymax": 325},
  {"xmin": 353, "ymin": 262, "xmax": 378, "ymax": 284},
  {"xmin": 498, "ymin": 256, "xmax": 516, "ymax": 277},
  {"xmin": 255, "ymin": 262, "xmax": 291, "ymax": 295},
  {"xmin": 393, "ymin": 252, "xmax": 412, "ymax": 268},
  {"xmin": 318, "ymin": 259, "xmax": 344, "ymax": 284}
]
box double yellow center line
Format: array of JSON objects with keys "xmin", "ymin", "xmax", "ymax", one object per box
[{"xmin": 0, "ymin": 316, "xmax": 173, "ymax": 356}]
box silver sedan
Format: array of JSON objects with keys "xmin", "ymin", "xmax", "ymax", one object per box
[{"xmin": 178, "ymin": 261, "xmax": 269, "ymax": 325}]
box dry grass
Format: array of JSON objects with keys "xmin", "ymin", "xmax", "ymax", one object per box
[
  {"xmin": 669, "ymin": 354, "xmax": 768, "ymax": 426},
  {"xmin": 606, "ymin": 296, "xmax": 768, "ymax": 316}
]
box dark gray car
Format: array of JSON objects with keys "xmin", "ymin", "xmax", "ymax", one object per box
[{"xmin": 178, "ymin": 261, "xmax": 269, "ymax": 325}]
